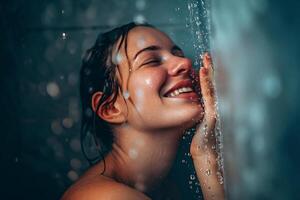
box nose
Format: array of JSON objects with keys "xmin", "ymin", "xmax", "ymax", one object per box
[{"xmin": 168, "ymin": 56, "xmax": 192, "ymax": 76}]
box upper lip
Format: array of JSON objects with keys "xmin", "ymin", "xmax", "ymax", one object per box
[{"xmin": 162, "ymin": 79, "xmax": 194, "ymax": 97}]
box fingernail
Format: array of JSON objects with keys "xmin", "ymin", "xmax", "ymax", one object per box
[{"xmin": 205, "ymin": 53, "xmax": 211, "ymax": 61}]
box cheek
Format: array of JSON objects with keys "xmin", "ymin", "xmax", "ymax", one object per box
[
  {"xmin": 129, "ymin": 68, "xmax": 166, "ymax": 95},
  {"xmin": 128, "ymin": 68, "xmax": 166, "ymax": 110}
]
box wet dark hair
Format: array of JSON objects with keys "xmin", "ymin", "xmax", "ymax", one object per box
[{"xmin": 80, "ymin": 22, "xmax": 154, "ymax": 169}]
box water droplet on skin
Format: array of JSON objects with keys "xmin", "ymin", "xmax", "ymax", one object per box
[
  {"xmin": 161, "ymin": 55, "xmax": 168, "ymax": 61},
  {"xmin": 129, "ymin": 149, "xmax": 138, "ymax": 159},
  {"xmin": 123, "ymin": 91, "xmax": 130, "ymax": 99},
  {"xmin": 217, "ymin": 171, "xmax": 224, "ymax": 184},
  {"xmin": 205, "ymin": 169, "xmax": 211, "ymax": 176},
  {"xmin": 137, "ymin": 37, "xmax": 146, "ymax": 48}
]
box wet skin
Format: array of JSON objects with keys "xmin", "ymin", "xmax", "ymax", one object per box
[
  {"xmin": 61, "ymin": 26, "xmax": 224, "ymax": 200},
  {"xmin": 110, "ymin": 26, "xmax": 204, "ymax": 132}
]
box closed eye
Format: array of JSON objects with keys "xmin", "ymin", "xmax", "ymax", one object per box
[{"xmin": 142, "ymin": 58, "xmax": 161, "ymax": 66}]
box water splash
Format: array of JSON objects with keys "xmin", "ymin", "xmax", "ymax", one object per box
[
  {"xmin": 187, "ymin": 0, "xmax": 211, "ymax": 67},
  {"xmin": 187, "ymin": 0, "xmax": 225, "ymax": 191}
]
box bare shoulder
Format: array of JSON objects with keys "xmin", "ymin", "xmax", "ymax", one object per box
[{"xmin": 61, "ymin": 175, "xmax": 150, "ymax": 200}]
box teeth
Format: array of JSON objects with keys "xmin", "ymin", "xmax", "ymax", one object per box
[{"xmin": 168, "ymin": 87, "xmax": 193, "ymax": 97}]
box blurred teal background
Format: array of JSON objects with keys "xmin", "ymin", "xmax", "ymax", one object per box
[{"xmin": 1, "ymin": 0, "xmax": 299, "ymax": 199}]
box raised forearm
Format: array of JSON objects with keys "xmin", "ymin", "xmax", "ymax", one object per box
[{"xmin": 192, "ymin": 152, "xmax": 225, "ymax": 200}]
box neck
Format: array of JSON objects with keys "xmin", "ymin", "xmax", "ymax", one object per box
[{"xmin": 106, "ymin": 125, "xmax": 184, "ymax": 194}]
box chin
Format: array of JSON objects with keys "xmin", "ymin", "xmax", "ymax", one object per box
[
  {"xmin": 169, "ymin": 105, "xmax": 204, "ymax": 130},
  {"xmin": 185, "ymin": 112, "xmax": 204, "ymax": 129}
]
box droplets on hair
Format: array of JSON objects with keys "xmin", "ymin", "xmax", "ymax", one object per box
[{"xmin": 112, "ymin": 52, "xmax": 123, "ymax": 65}]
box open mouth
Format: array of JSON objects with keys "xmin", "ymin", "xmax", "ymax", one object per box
[
  {"xmin": 165, "ymin": 86, "xmax": 194, "ymax": 97},
  {"xmin": 163, "ymin": 79, "xmax": 199, "ymax": 100}
]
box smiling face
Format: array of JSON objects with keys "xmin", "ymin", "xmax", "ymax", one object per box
[{"xmin": 111, "ymin": 26, "xmax": 204, "ymax": 132}]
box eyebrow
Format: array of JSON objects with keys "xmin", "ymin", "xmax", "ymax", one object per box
[{"xmin": 133, "ymin": 45, "xmax": 183, "ymax": 60}]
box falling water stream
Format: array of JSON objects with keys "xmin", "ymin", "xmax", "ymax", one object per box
[{"xmin": 185, "ymin": 0, "xmax": 225, "ymax": 198}]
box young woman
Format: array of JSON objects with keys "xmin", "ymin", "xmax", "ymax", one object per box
[{"xmin": 62, "ymin": 22, "xmax": 225, "ymax": 200}]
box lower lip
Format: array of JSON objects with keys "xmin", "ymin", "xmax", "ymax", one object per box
[{"xmin": 165, "ymin": 92, "xmax": 200, "ymax": 101}]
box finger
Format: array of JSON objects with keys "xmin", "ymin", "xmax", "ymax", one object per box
[
  {"xmin": 199, "ymin": 54, "xmax": 216, "ymax": 119},
  {"xmin": 203, "ymin": 52, "xmax": 214, "ymax": 76}
]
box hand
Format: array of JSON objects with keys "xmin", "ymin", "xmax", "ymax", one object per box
[
  {"xmin": 190, "ymin": 53, "xmax": 225, "ymax": 200},
  {"xmin": 190, "ymin": 52, "xmax": 217, "ymax": 158}
]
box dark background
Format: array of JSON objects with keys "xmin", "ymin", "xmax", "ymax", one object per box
[
  {"xmin": 0, "ymin": 0, "xmax": 203, "ymax": 199},
  {"xmin": 1, "ymin": 0, "xmax": 300, "ymax": 199}
]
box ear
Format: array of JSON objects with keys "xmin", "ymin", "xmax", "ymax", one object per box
[{"xmin": 91, "ymin": 91, "xmax": 126, "ymax": 124}]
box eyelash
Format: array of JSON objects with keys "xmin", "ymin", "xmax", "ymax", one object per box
[
  {"xmin": 141, "ymin": 51, "xmax": 185, "ymax": 67},
  {"xmin": 142, "ymin": 58, "xmax": 161, "ymax": 66},
  {"xmin": 173, "ymin": 51, "xmax": 185, "ymax": 57}
]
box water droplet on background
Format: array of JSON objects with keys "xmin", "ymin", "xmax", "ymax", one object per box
[
  {"xmin": 51, "ymin": 120, "xmax": 63, "ymax": 135},
  {"xmin": 67, "ymin": 170, "xmax": 79, "ymax": 181},
  {"xmin": 135, "ymin": 0, "xmax": 146, "ymax": 11},
  {"xmin": 190, "ymin": 174, "xmax": 196, "ymax": 180},
  {"xmin": 70, "ymin": 158, "xmax": 82, "ymax": 170},
  {"xmin": 46, "ymin": 82, "xmax": 60, "ymax": 98},
  {"xmin": 62, "ymin": 32, "xmax": 67, "ymax": 40},
  {"xmin": 62, "ymin": 117, "xmax": 73, "ymax": 128},
  {"xmin": 133, "ymin": 14, "xmax": 146, "ymax": 24},
  {"xmin": 70, "ymin": 138, "xmax": 81, "ymax": 152}
]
